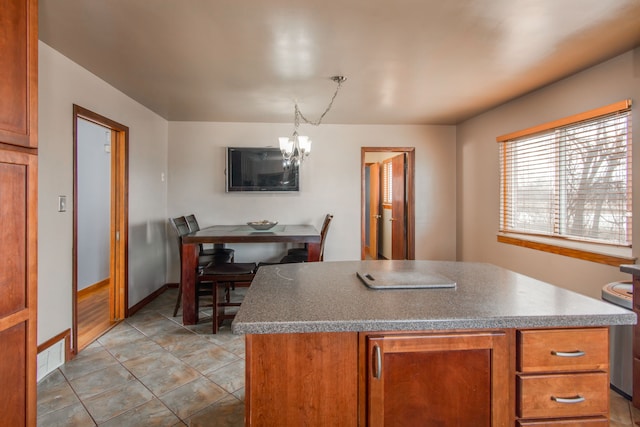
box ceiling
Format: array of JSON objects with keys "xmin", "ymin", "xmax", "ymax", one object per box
[{"xmin": 39, "ymin": 0, "xmax": 640, "ymax": 125}]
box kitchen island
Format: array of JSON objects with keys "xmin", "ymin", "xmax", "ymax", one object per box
[{"xmin": 232, "ymin": 260, "xmax": 636, "ymax": 426}]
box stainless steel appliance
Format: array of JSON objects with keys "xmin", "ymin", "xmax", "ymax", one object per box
[{"xmin": 602, "ymin": 281, "xmax": 633, "ymax": 398}]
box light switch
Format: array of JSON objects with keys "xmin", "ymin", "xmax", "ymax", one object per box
[{"xmin": 58, "ymin": 195, "xmax": 66, "ymax": 212}]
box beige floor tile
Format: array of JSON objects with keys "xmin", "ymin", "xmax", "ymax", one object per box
[
  {"xmin": 179, "ymin": 344, "xmax": 240, "ymax": 376},
  {"xmin": 69, "ymin": 364, "xmax": 136, "ymax": 400},
  {"xmin": 82, "ymin": 379, "xmax": 154, "ymax": 424},
  {"xmin": 97, "ymin": 322, "xmax": 148, "ymax": 348},
  {"xmin": 151, "ymin": 329, "xmax": 211, "ymax": 357},
  {"xmin": 37, "ymin": 370, "xmax": 81, "ymax": 417},
  {"xmin": 59, "ymin": 348, "xmax": 120, "ymax": 381},
  {"xmin": 36, "ymin": 401, "xmax": 96, "ymax": 427},
  {"xmin": 159, "ymin": 377, "xmax": 228, "ymax": 420},
  {"xmin": 104, "ymin": 335, "xmax": 166, "ymax": 362},
  {"xmin": 187, "ymin": 394, "xmax": 245, "ymax": 427},
  {"xmin": 122, "ymin": 350, "xmax": 183, "ymax": 378},
  {"xmin": 99, "ymin": 398, "xmax": 180, "ymax": 427},
  {"xmin": 137, "ymin": 361, "xmax": 202, "ymax": 396},
  {"xmin": 206, "ymin": 360, "xmax": 245, "ymax": 394},
  {"xmin": 131, "ymin": 317, "xmax": 186, "ymax": 337},
  {"xmin": 232, "ymin": 387, "xmax": 245, "ymax": 402}
]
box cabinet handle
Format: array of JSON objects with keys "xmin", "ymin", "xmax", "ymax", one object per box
[
  {"xmin": 550, "ymin": 350, "xmax": 586, "ymax": 357},
  {"xmin": 372, "ymin": 344, "xmax": 382, "ymax": 379},
  {"xmin": 551, "ymin": 395, "xmax": 585, "ymax": 404}
]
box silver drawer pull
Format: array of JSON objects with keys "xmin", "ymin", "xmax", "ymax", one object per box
[
  {"xmin": 550, "ymin": 350, "xmax": 586, "ymax": 357},
  {"xmin": 372, "ymin": 344, "xmax": 382, "ymax": 379},
  {"xmin": 551, "ymin": 395, "xmax": 585, "ymax": 404}
]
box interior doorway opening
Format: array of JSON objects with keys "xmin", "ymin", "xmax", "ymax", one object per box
[
  {"xmin": 72, "ymin": 105, "xmax": 129, "ymax": 355},
  {"xmin": 361, "ymin": 147, "xmax": 415, "ymax": 260}
]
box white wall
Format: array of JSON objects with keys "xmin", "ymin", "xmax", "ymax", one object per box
[
  {"xmin": 166, "ymin": 122, "xmax": 457, "ymax": 281},
  {"xmin": 77, "ymin": 119, "xmax": 111, "ymax": 290},
  {"xmin": 457, "ymin": 48, "xmax": 640, "ymax": 299},
  {"xmin": 38, "ymin": 42, "xmax": 169, "ymax": 345}
]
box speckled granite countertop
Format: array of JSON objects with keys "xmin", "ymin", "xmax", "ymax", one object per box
[{"xmin": 231, "ymin": 260, "xmax": 637, "ymax": 335}]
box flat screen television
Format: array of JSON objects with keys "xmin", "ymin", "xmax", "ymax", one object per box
[{"xmin": 226, "ymin": 147, "xmax": 299, "ymax": 192}]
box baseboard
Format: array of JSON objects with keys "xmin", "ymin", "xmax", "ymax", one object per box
[
  {"xmin": 78, "ymin": 278, "xmax": 109, "ymax": 298},
  {"xmin": 128, "ymin": 284, "xmax": 169, "ymax": 316},
  {"xmin": 37, "ymin": 329, "xmax": 71, "ymax": 382},
  {"xmin": 166, "ymin": 282, "xmax": 179, "ymax": 288}
]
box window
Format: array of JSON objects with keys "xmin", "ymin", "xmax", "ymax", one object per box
[
  {"xmin": 498, "ymin": 100, "xmax": 632, "ymax": 255},
  {"xmin": 382, "ymin": 159, "xmax": 393, "ymax": 205}
]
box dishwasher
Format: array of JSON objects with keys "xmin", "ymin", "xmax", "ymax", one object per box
[{"xmin": 602, "ymin": 281, "xmax": 633, "ymax": 399}]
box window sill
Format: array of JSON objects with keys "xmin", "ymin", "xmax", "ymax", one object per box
[{"xmin": 496, "ymin": 233, "xmax": 635, "ymax": 267}]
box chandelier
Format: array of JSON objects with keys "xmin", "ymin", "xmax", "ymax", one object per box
[{"xmin": 279, "ymin": 75, "xmax": 346, "ymax": 167}]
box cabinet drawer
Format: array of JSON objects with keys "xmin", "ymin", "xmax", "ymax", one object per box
[
  {"xmin": 518, "ymin": 328, "xmax": 608, "ymax": 373},
  {"xmin": 517, "ymin": 372, "xmax": 608, "ymax": 419},
  {"xmin": 516, "ymin": 417, "xmax": 608, "ymax": 426}
]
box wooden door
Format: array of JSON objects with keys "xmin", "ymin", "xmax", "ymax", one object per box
[
  {"xmin": 390, "ymin": 154, "xmax": 406, "ymax": 259},
  {"xmin": 368, "ymin": 163, "xmax": 380, "ymax": 259},
  {"xmin": 73, "ymin": 106, "xmax": 128, "ymax": 354},
  {"xmin": 364, "ymin": 331, "xmax": 510, "ymax": 427},
  {"xmin": 0, "ymin": 0, "xmax": 38, "ymax": 425}
]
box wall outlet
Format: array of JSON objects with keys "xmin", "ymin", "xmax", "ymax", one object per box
[{"xmin": 58, "ymin": 195, "xmax": 66, "ymax": 212}]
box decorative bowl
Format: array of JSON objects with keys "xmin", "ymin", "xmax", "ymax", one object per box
[{"xmin": 247, "ymin": 220, "xmax": 278, "ymax": 230}]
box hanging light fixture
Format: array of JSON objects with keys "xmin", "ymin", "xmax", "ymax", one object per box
[{"xmin": 279, "ymin": 75, "xmax": 346, "ymax": 167}]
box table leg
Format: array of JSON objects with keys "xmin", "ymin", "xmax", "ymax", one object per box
[
  {"xmin": 181, "ymin": 242, "xmax": 198, "ymax": 325},
  {"xmin": 307, "ymin": 243, "xmax": 321, "ymax": 262}
]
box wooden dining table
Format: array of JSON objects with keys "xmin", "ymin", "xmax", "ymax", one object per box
[{"xmin": 180, "ymin": 224, "xmax": 321, "ymax": 325}]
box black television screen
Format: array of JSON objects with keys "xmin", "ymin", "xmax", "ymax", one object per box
[{"xmin": 226, "ymin": 147, "xmax": 299, "ymax": 192}]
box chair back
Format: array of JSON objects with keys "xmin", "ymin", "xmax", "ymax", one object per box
[
  {"xmin": 185, "ymin": 214, "xmax": 200, "ymax": 232},
  {"xmin": 171, "ymin": 216, "xmax": 191, "ymax": 238},
  {"xmin": 318, "ymin": 214, "xmax": 333, "ymax": 261}
]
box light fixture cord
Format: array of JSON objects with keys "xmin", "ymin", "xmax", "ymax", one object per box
[{"xmin": 294, "ymin": 78, "xmax": 344, "ymax": 129}]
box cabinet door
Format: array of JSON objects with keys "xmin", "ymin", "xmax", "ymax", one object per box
[
  {"xmin": 0, "ymin": 149, "xmax": 37, "ymax": 426},
  {"xmin": 0, "ymin": 0, "xmax": 37, "ymax": 148},
  {"xmin": 365, "ymin": 330, "xmax": 510, "ymax": 427},
  {"xmin": 246, "ymin": 332, "xmax": 358, "ymax": 426}
]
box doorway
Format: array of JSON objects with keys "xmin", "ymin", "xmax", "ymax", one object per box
[
  {"xmin": 73, "ymin": 105, "xmax": 129, "ymax": 354},
  {"xmin": 361, "ymin": 147, "xmax": 415, "ymax": 260}
]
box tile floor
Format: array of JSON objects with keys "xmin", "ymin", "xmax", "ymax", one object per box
[
  {"xmin": 38, "ymin": 288, "xmax": 640, "ymax": 426},
  {"xmin": 37, "ymin": 288, "xmax": 245, "ymax": 426}
]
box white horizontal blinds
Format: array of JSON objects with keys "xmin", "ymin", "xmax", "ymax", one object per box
[{"xmin": 499, "ymin": 105, "xmax": 632, "ymax": 246}]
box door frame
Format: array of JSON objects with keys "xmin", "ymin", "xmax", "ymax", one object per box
[
  {"xmin": 361, "ymin": 147, "xmax": 415, "ymax": 260},
  {"xmin": 72, "ymin": 105, "xmax": 129, "ymax": 355}
]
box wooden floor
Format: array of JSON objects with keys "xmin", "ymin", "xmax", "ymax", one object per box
[{"xmin": 77, "ymin": 281, "xmax": 116, "ymax": 351}]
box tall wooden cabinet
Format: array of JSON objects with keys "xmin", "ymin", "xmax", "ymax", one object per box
[{"xmin": 0, "ymin": 0, "xmax": 38, "ymax": 425}]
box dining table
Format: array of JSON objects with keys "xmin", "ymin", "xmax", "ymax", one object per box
[{"xmin": 180, "ymin": 224, "xmax": 321, "ymax": 325}]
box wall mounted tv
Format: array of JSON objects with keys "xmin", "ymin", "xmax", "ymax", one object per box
[{"xmin": 226, "ymin": 147, "xmax": 299, "ymax": 192}]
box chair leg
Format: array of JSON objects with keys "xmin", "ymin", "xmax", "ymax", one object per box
[
  {"xmin": 212, "ymin": 282, "xmax": 219, "ymax": 334},
  {"xmin": 172, "ymin": 281, "xmax": 182, "ymax": 317}
]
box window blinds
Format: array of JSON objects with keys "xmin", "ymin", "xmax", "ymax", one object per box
[{"xmin": 499, "ymin": 105, "xmax": 632, "ymax": 246}]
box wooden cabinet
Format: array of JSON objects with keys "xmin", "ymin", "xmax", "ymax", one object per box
[
  {"xmin": 0, "ymin": 0, "xmax": 38, "ymax": 425},
  {"xmin": 244, "ymin": 327, "xmax": 612, "ymax": 426},
  {"xmin": 516, "ymin": 328, "xmax": 609, "ymax": 425},
  {"xmin": 245, "ymin": 332, "xmax": 358, "ymax": 426},
  {"xmin": 633, "ymin": 275, "xmax": 640, "ymax": 408},
  {"xmin": 361, "ymin": 330, "xmax": 511, "ymax": 426},
  {"xmin": 0, "ymin": 0, "xmax": 38, "ymax": 149}
]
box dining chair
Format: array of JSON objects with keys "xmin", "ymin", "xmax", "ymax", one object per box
[
  {"xmin": 170, "ymin": 216, "xmax": 231, "ymax": 317},
  {"xmin": 184, "ymin": 213, "xmax": 235, "ymax": 261},
  {"xmin": 199, "ymin": 261, "xmax": 257, "ymax": 333},
  {"xmin": 281, "ymin": 213, "xmax": 333, "ymax": 263}
]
